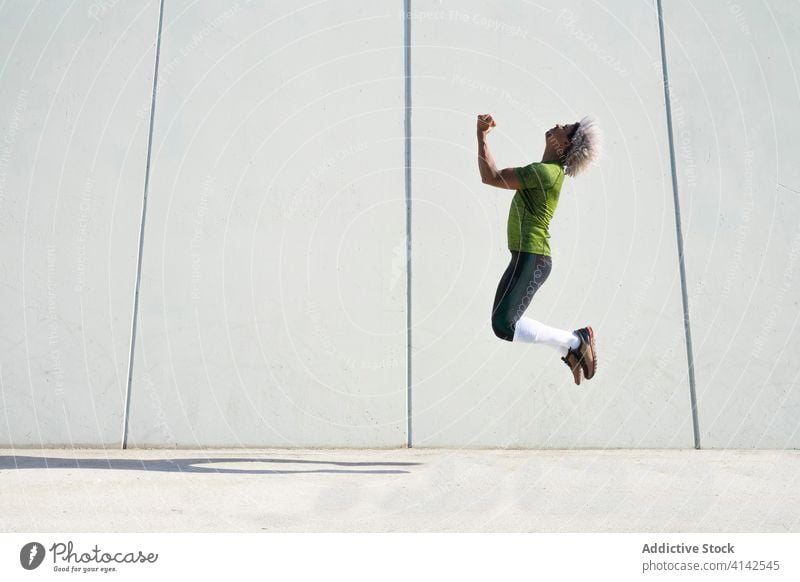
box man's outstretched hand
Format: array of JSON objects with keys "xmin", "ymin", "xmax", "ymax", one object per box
[{"xmin": 477, "ymin": 113, "xmax": 496, "ymax": 135}]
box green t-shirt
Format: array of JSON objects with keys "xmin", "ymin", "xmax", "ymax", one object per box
[{"xmin": 507, "ymin": 161, "xmax": 565, "ymax": 256}]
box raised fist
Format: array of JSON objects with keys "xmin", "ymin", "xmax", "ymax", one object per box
[{"xmin": 477, "ymin": 113, "xmax": 496, "ymax": 134}]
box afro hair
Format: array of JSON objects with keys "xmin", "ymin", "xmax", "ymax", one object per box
[{"xmin": 563, "ymin": 115, "xmax": 602, "ymax": 177}]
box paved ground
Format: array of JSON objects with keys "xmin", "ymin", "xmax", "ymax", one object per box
[{"xmin": 1, "ymin": 448, "xmax": 798, "ymax": 532}]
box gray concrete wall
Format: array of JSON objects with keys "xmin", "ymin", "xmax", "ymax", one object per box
[
  {"xmin": 125, "ymin": 0, "xmax": 407, "ymax": 447},
  {"xmin": 663, "ymin": 0, "xmax": 800, "ymax": 448},
  {"xmin": 0, "ymin": 2, "xmax": 159, "ymax": 446},
  {"xmin": 1, "ymin": 0, "xmax": 798, "ymax": 448},
  {"xmin": 410, "ymin": 0, "xmax": 693, "ymax": 448}
]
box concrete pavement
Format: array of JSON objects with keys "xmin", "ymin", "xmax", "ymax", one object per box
[{"xmin": 1, "ymin": 448, "xmax": 798, "ymax": 532}]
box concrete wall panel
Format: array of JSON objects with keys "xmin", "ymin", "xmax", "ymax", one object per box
[
  {"xmin": 0, "ymin": 2, "xmax": 159, "ymax": 446},
  {"xmin": 125, "ymin": 0, "xmax": 407, "ymax": 447},
  {"xmin": 410, "ymin": 0, "xmax": 694, "ymax": 447},
  {"xmin": 3, "ymin": 0, "xmax": 798, "ymax": 449},
  {"xmin": 663, "ymin": 0, "xmax": 800, "ymax": 448}
]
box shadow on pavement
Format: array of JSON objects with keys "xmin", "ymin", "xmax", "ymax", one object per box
[{"xmin": 0, "ymin": 455, "xmax": 421, "ymax": 475}]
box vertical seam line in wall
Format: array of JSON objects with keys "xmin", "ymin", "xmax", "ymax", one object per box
[
  {"xmin": 121, "ymin": 0, "xmax": 167, "ymax": 450},
  {"xmin": 404, "ymin": 0, "xmax": 413, "ymax": 448},
  {"xmin": 656, "ymin": 0, "xmax": 701, "ymax": 449}
]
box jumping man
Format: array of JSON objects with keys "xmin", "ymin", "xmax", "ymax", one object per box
[{"xmin": 477, "ymin": 113, "xmax": 602, "ymax": 385}]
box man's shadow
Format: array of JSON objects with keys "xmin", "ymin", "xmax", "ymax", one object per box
[{"xmin": 0, "ymin": 455, "xmax": 422, "ymax": 475}]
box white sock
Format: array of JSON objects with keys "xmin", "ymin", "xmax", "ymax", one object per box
[{"xmin": 512, "ymin": 317, "xmax": 580, "ymax": 355}]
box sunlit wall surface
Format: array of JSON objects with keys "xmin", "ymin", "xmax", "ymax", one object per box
[{"xmin": 1, "ymin": 0, "xmax": 797, "ymax": 448}]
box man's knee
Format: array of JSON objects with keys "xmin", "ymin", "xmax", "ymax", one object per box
[{"xmin": 491, "ymin": 313, "xmax": 514, "ymax": 341}]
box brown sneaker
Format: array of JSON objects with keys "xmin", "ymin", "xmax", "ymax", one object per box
[
  {"xmin": 574, "ymin": 326, "xmax": 597, "ymax": 380},
  {"xmin": 561, "ymin": 348, "xmax": 582, "ymax": 385}
]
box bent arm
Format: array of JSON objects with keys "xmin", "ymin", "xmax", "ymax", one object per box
[{"xmin": 477, "ymin": 133, "xmax": 521, "ymax": 190}]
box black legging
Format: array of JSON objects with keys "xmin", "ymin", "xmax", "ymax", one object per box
[{"xmin": 491, "ymin": 250, "xmax": 553, "ymax": 341}]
